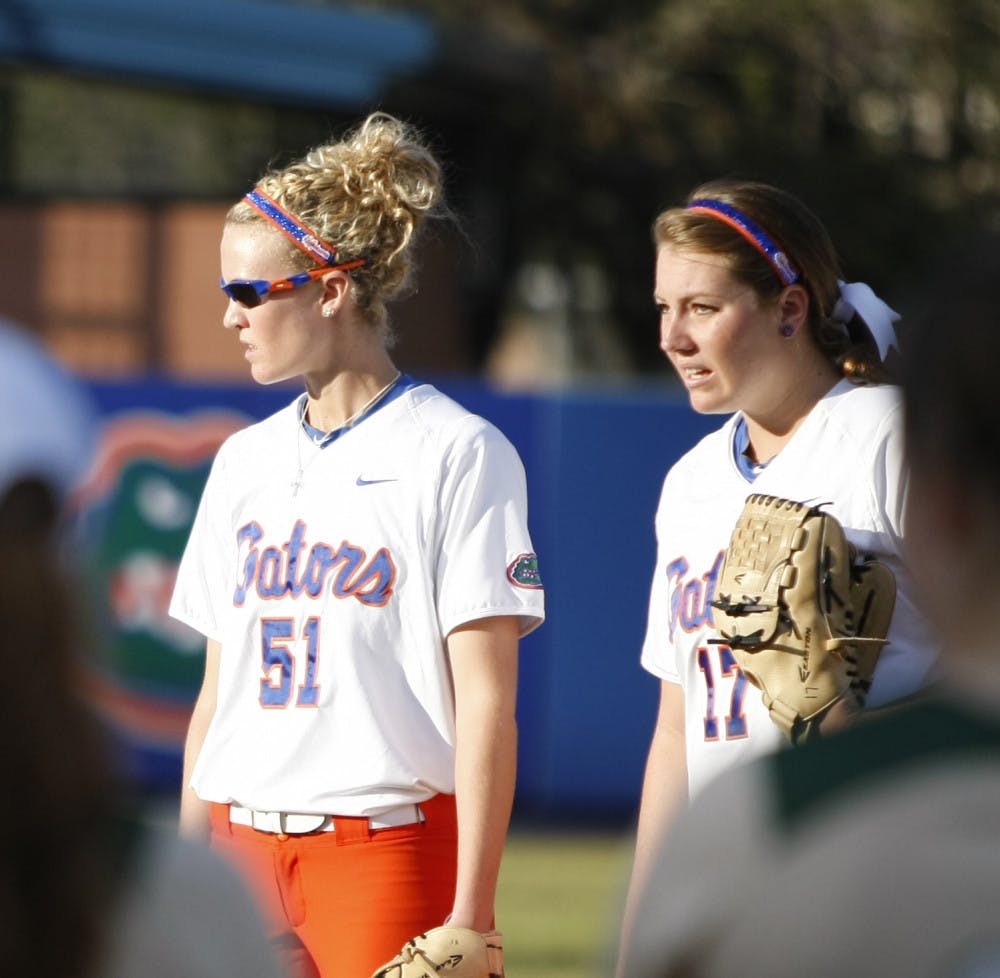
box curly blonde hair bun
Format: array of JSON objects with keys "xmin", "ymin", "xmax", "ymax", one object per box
[{"xmin": 229, "ymin": 112, "xmax": 446, "ymax": 339}]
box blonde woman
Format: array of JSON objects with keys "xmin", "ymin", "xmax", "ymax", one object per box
[{"xmin": 170, "ymin": 113, "xmax": 544, "ymax": 978}]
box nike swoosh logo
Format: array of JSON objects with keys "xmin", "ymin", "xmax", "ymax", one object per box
[{"xmin": 356, "ymin": 476, "xmax": 398, "ymax": 486}]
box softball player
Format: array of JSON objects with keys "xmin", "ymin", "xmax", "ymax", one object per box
[
  {"xmin": 169, "ymin": 112, "xmax": 544, "ymax": 978},
  {"xmin": 620, "ymin": 233, "xmax": 1000, "ymax": 978},
  {"xmin": 616, "ymin": 180, "xmax": 939, "ymax": 971}
]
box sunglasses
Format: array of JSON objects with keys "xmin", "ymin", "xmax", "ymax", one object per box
[{"xmin": 220, "ymin": 259, "xmax": 367, "ymax": 309}]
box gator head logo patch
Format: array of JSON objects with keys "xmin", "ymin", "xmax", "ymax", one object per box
[{"xmin": 507, "ymin": 552, "xmax": 543, "ymax": 589}]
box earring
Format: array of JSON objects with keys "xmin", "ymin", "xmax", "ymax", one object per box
[
  {"xmin": 779, "ymin": 323, "xmax": 795, "ymax": 337},
  {"xmin": 323, "ymin": 308, "xmax": 334, "ymax": 319}
]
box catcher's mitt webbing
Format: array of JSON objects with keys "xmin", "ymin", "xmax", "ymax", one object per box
[
  {"xmin": 371, "ymin": 926, "xmax": 504, "ymax": 978},
  {"xmin": 711, "ymin": 493, "xmax": 895, "ymax": 745}
]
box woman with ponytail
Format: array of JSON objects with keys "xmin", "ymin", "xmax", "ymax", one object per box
[{"xmin": 616, "ymin": 179, "xmax": 938, "ymax": 974}]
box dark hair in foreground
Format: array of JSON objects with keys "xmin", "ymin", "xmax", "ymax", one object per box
[
  {"xmin": 0, "ymin": 481, "xmax": 116, "ymax": 977},
  {"xmin": 901, "ymin": 234, "xmax": 1000, "ymax": 497}
]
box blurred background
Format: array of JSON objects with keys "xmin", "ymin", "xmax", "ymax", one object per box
[{"xmin": 2, "ymin": 3, "xmax": 997, "ymax": 966}]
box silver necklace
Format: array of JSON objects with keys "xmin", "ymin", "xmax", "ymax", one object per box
[{"xmin": 292, "ymin": 371, "xmax": 402, "ymax": 495}]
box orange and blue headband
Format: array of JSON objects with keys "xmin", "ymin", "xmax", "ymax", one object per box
[
  {"xmin": 685, "ymin": 198, "xmax": 801, "ymax": 287},
  {"xmin": 244, "ymin": 188, "xmax": 349, "ymax": 268}
]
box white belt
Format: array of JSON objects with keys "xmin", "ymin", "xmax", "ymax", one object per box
[{"xmin": 229, "ymin": 803, "xmax": 424, "ymax": 835}]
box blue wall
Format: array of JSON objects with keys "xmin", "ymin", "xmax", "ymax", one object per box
[{"xmin": 82, "ymin": 375, "xmax": 718, "ymax": 823}]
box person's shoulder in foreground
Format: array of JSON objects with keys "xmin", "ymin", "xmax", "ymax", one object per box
[
  {"xmin": 101, "ymin": 822, "xmax": 283, "ymax": 978},
  {"xmin": 0, "ymin": 318, "xmax": 281, "ymax": 978},
  {"xmin": 624, "ymin": 690, "xmax": 1000, "ymax": 978}
]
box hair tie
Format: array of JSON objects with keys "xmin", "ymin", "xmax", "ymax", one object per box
[
  {"xmin": 686, "ymin": 198, "xmax": 801, "ymax": 286},
  {"xmin": 832, "ymin": 280, "xmax": 900, "ymax": 361}
]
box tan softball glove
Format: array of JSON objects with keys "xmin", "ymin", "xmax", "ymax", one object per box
[
  {"xmin": 710, "ymin": 493, "xmax": 896, "ymax": 745},
  {"xmin": 371, "ymin": 927, "xmax": 504, "ymax": 978}
]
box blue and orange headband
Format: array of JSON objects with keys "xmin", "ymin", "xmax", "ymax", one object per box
[
  {"xmin": 244, "ymin": 188, "xmax": 367, "ymax": 273},
  {"xmin": 686, "ymin": 197, "xmax": 901, "ymax": 359},
  {"xmin": 685, "ymin": 198, "xmax": 800, "ymax": 287}
]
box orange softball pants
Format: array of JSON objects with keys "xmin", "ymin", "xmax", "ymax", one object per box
[{"xmin": 209, "ymin": 793, "xmax": 458, "ymax": 978}]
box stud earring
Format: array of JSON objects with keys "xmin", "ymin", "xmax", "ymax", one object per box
[
  {"xmin": 779, "ymin": 323, "xmax": 795, "ymax": 337},
  {"xmin": 323, "ymin": 308, "xmax": 334, "ymax": 319}
]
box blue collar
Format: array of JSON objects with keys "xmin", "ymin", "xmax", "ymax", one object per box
[
  {"xmin": 298, "ymin": 373, "xmax": 417, "ymax": 447},
  {"xmin": 733, "ymin": 415, "xmax": 769, "ymax": 482}
]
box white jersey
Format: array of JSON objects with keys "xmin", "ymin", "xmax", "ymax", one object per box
[
  {"xmin": 169, "ymin": 381, "xmax": 544, "ymax": 816},
  {"xmin": 641, "ymin": 380, "xmax": 939, "ymax": 799}
]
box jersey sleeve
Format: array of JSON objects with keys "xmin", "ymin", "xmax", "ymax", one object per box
[
  {"xmin": 871, "ymin": 398, "xmax": 908, "ymax": 544},
  {"xmin": 168, "ymin": 447, "xmax": 235, "ymax": 642},
  {"xmin": 433, "ymin": 419, "xmax": 544, "ymax": 638}
]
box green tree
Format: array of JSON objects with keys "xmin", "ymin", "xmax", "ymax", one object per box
[{"xmin": 369, "ymin": 0, "xmax": 1000, "ymax": 372}]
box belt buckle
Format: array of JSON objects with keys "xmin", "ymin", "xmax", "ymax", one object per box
[
  {"xmin": 278, "ymin": 811, "xmax": 329, "ymax": 835},
  {"xmin": 247, "ymin": 809, "xmax": 280, "ymax": 833}
]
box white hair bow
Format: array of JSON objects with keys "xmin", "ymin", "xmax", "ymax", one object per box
[{"xmin": 832, "ymin": 280, "xmax": 900, "ymax": 361}]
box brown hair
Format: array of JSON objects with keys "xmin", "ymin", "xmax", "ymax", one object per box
[
  {"xmin": 0, "ymin": 495, "xmax": 116, "ymax": 977},
  {"xmin": 228, "ymin": 111, "xmax": 447, "ymax": 344},
  {"xmin": 653, "ymin": 179, "xmax": 894, "ymax": 383}
]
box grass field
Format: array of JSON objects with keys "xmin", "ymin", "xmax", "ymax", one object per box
[{"xmin": 496, "ymin": 829, "xmax": 635, "ymax": 978}]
